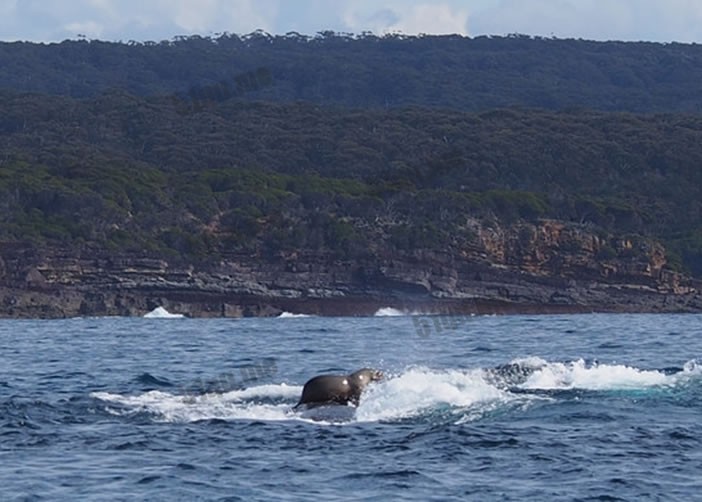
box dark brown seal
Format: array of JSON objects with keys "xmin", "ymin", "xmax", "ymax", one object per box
[{"xmin": 294, "ymin": 368, "xmax": 383, "ymax": 409}]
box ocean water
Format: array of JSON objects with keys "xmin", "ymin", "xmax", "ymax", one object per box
[{"xmin": 1, "ymin": 313, "xmax": 701, "ymax": 501}]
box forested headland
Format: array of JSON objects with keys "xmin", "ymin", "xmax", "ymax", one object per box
[
  {"xmin": 4, "ymin": 32, "xmax": 702, "ymax": 113},
  {"xmin": 1, "ymin": 33, "xmax": 701, "ymax": 316}
]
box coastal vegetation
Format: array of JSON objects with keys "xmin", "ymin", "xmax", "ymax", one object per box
[
  {"xmin": 3, "ymin": 32, "xmax": 702, "ymax": 113},
  {"xmin": 1, "ymin": 34, "xmax": 702, "ymax": 277}
]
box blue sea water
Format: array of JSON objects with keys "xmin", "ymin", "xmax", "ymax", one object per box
[{"xmin": 1, "ymin": 312, "xmax": 701, "ymax": 501}]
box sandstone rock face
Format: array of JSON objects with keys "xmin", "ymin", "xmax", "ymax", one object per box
[
  {"xmin": 0, "ymin": 219, "xmax": 699, "ymax": 318},
  {"xmin": 479, "ymin": 220, "xmax": 670, "ymax": 285}
]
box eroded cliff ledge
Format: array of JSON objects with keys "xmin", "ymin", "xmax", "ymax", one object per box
[{"xmin": 1, "ymin": 220, "xmax": 699, "ymax": 318}]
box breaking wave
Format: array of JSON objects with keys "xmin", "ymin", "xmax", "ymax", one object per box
[
  {"xmin": 143, "ymin": 306, "xmax": 185, "ymax": 319},
  {"xmin": 90, "ymin": 359, "xmax": 701, "ymax": 425},
  {"xmin": 276, "ymin": 312, "xmax": 312, "ymax": 318},
  {"xmin": 373, "ymin": 307, "xmax": 426, "ymax": 317},
  {"xmin": 373, "ymin": 307, "xmax": 407, "ymax": 317}
]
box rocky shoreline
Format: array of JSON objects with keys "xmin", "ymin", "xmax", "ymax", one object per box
[{"xmin": 1, "ymin": 241, "xmax": 700, "ymax": 319}]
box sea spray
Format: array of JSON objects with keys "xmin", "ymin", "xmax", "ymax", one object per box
[{"xmin": 91, "ymin": 359, "xmax": 700, "ymax": 425}]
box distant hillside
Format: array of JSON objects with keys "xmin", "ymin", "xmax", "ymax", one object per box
[
  {"xmin": 2, "ymin": 33, "xmax": 702, "ymax": 112},
  {"xmin": 1, "ymin": 91, "xmax": 701, "ymax": 276}
]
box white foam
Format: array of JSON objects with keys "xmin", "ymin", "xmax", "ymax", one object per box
[
  {"xmin": 355, "ymin": 367, "xmax": 508, "ymax": 422},
  {"xmin": 220, "ymin": 384, "xmax": 301, "ymax": 401},
  {"xmin": 519, "ymin": 359, "xmax": 670, "ymax": 390},
  {"xmin": 276, "ymin": 312, "xmax": 311, "ymax": 318},
  {"xmin": 91, "ymin": 383, "xmax": 301, "ymax": 423},
  {"xmin": 373, "ymin": 307, "xmax": 427, "ymax": 317},
  {"xmin": 682, "ymin": 359, "xmax": 701, "ymax": 375},
  {"xmin": 375, "ymin": 306, "xmax": 431, "ymax": 317},
  {"xmin": 374, "ymin": 307, "xmax": 407, "ymax": 317},
  {"xmin": 673, "ymin": 359, "xmax": 702, "ymax": 387},
  {"xmin": 91, "ymin": 360, "xmax": 700, "ymax": 425},
  {"xmin": 509, "ymin": 356, "xmax": 549, "ymax": 369},
  {"xmin": 143, "ymin": 306, "xmax": 185, "ymax": 319},
  {"xmin": 90, "ymin": 369, "xmax": 512, "ymax": 425}
]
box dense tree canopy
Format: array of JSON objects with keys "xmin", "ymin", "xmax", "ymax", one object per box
[
  {"xmin": 2, "ymin": 33, "xmax": 702, "ymax": 112},
  {"xmin": 1, "ymin": 91, "xmax": 701, "ymax": 275}
]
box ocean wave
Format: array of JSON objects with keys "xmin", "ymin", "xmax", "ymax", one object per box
[
  {"xmin": 90, "ymin": 359, "xmax": 700, "ymax": 425},
  {"xmin": 91, "ymin": 383, "xmax": 301, "ymax": 423},
  {"xmin": 373, "ymin": 307, "xmax": 427, "ymax": 317},
  {"xmin": 143, "ymin": 306, "xmax": 185, "ymax": 319},
  {"xmin": 355, "ymin": 367, "xmax": 510, "ymax": 422},
  {"xmin": 373, "ymin": 307, "xmax": 407, "ymax": 317},
  {"xmin": 276, "ymin": 312, "xmax": 312, "ymax": 318},
  {"xmin": 514, "ymin": 358, "xmax": 691, "ymax": 391}
]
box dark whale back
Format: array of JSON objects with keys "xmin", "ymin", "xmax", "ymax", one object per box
[{"xmin": 484, "ymin": 362, "xmax": 546, "ymax": 388}]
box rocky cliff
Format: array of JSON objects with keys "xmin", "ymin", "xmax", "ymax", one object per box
[{"xmin": 1, "ymin": 219, "xmax": 699, "ymax": 318}]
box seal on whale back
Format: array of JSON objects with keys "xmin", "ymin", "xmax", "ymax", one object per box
[{"xmin": 295, "ymin": 368, "xmax": 383, "ymax": 409}]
